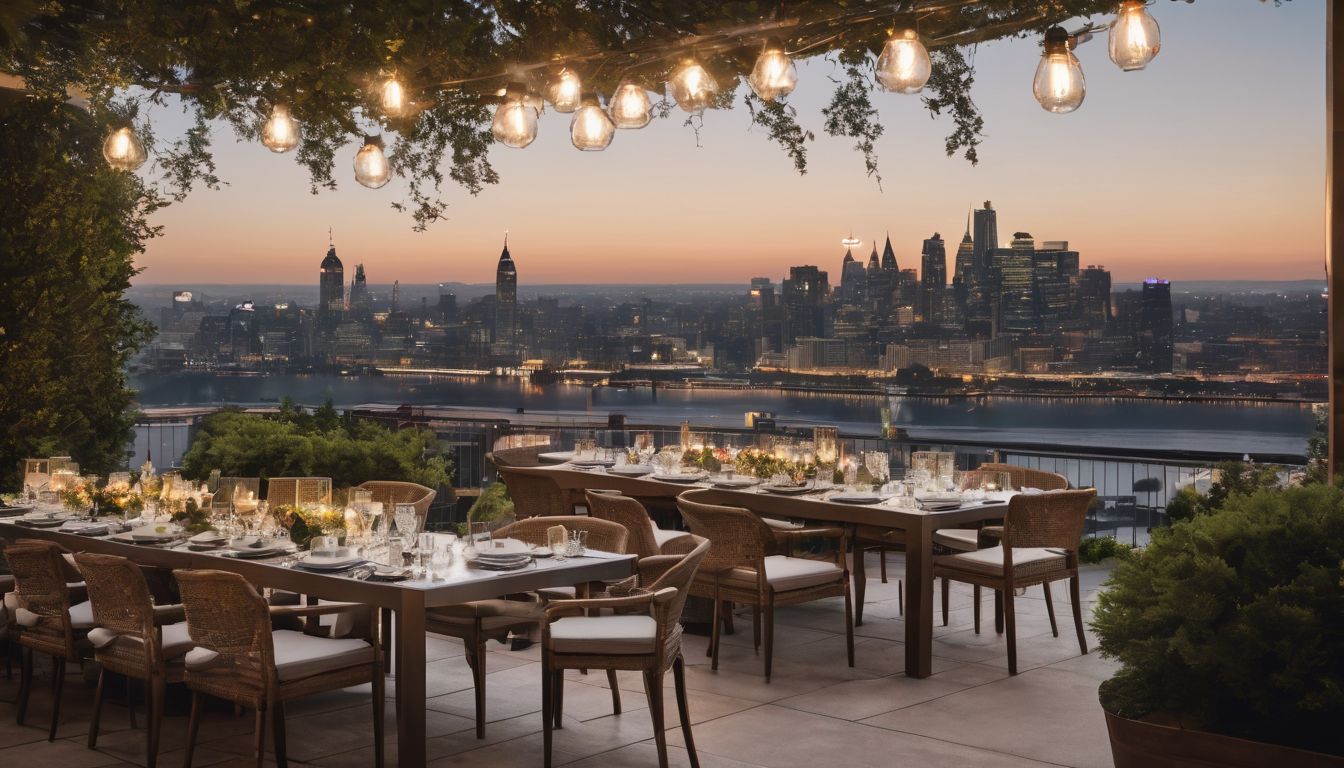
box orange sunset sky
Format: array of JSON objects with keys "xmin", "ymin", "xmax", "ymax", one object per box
[{"xmin": 135, "ymin": 0, "xmax": 1325, "ymax": 286}]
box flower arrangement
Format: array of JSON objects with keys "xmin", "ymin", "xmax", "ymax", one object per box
[
  {"xmin": 93, "ymin": 481, "xmax": 145, "ymax": 515},
  {"xmin": 275, "ymin": 502, "xmax": 347, "ymax": 548},
  {"xmin": 682, "ymin": 447, "xmax": 727, "ymax": 473},
  {"xmin": 169, "ymin": 498, "xmax": 213, "ymax": 535},
  {"xmin": 733, "ymin": 448, "xmax": 812, "ymax": 484}
]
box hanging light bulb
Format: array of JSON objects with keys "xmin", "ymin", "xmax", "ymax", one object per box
[
  {"xmin": 876, "ymin": 27, "xmax": 932, "ymax": 94},
  {"xmin": 1033, "ymin": 26, "xmax": 1086, "ymax": 114},
  {"xmin": 570, "ymin": 92, "xmax": 615, "ymax": 151},
  {"xmin": 609, "ymin": 82, "xmax": 652, "ymax": 129},
  {"xmin": 260, "ymin": 104, "xmax": 300, "ymax": 153},
  {"xmin": 545, "ymin": 67, "xmax": 583, "ymax": 113},
  {"xmin": 669, "ymin": 60, "xmax": 718, "ymax": 114},
  {"xmin": 492, "ymin": 82, "xmax": 539, "ymax": 149},
  {"xmin": 381, "ymin": 75, "xmax": 407, "ymax": 117},
  {"xmin": 353, "ymin": 135, "xmax": 391, "ymax": 188},
  {"xmin": 1109, "ymin": 0, "xmax": 1161, "ymax": 71},
  {"xmin": 749, "ymin": 40, "xmax": 797, "ymax": 101},
  {"xmin": 102, "ymin": 126, "xmax": 147, "ymax": 171}
]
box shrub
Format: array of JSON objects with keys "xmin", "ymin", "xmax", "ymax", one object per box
[
  {"xmin": 1164, "ymin": 486, "xmax": 1204, "ymax": 523},
  {"xmin": 468, "ymin": 482, "xmax": 514, "ymax": 524},
  {"xmin": 1077, "ymin": 536, "xmax": 1133, "ymax": 564},
  {"xmin": 1092, "ymin": 484, "xmax": 1344, "ymax": 754}
]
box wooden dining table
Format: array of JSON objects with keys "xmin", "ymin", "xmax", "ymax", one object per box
[
  {"xmin": 0, "ymin": 519, "xmax": 635, "ymax": 768},
  {"xmin": 513, "ymin": 462, "xmax": 1008, "ymax": 679}
]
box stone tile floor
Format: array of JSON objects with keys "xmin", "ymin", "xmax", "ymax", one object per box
[{"xmin": 0, "ymin": 555, "xmax": 1117, "ymax": 767}]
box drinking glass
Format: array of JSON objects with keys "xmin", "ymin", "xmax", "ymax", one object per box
[
  {"xmin": 865, "ymin": 451, "xmax": 890, "ymax": 485},
  {"xmin": 567, "ymin": 530, "xmax": 588, "ymax": 557},
  {"xmin": 431, "ymin": 537, "xmax": 454, "ymax": 578},
  {"xmin": 417, "ymin": 532, "xmax": 436, "ymax": 572},
  {"xmin": 547, "ymin": 525, "xmax": 568, "ymax": 559},
  {"xmin": 843, "ymin": 459, "xmax": 859, "ymax": 491},
  {"xmin": 393, "ymin": 503, "xmax": 420, "ymax": 545}
]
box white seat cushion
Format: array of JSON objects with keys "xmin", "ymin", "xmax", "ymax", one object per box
[
  {"xmin": 938, "ymin": 546, "xmax": 1067, "ymax": 576},
  {"xmin": 548, "ymin": 615, "xmax": 657, "ymax": 655},
  {"xmin": 933, "ymin": 528, "xmax": 980, "ymax": 551},
  {"xmin": 762, "ymin": 517, "xmax": 804, "ymax": 531},
  {"xmin": 651, "ymin": 527, "xmax": 687, "ymax": 547},
  {"xmin": 763, "ymin": 556, "xmax": 844, "ymax": 591},
  {"xmin": 88, "ymin": 622, "xmax": 194, "ymax": 660},
  {"xmin": 68, "ymin": 600, "xmax": 95, "ymax": 629},
  {"xmin": 271, "ymin": 629, "xmax": 376, "ymax": 681}
]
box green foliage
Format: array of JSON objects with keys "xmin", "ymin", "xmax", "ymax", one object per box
[
  {"xmin": 1077, "ymin": 536, "xmax": 1133, "ymax": 564},
  {"xmin": 179, "ymin": 402, "xmax": 452, "ymax": 491},
  {"xmin": 468, "ymin": 482, "xmax": 514, "ymax": 524},
  {"xmin": 0, "ymin": 96, "xmax": 157, "ymax": 489},
  {"xmin": 1205, "ymin": 461, "xmax": 1282, "ymax": 510},
  {"xmin": 0, "ymin": 1, "xmax": 1132, "ymax": 226},
  {"xmin": 1306, "ymin": 407, "xmax": 1327, "ymax": 485},
  {"xmin": 1164, "ymin": 486, "xmax": 1203, "ymax": 523},
  {"xmin": 1093, "ymin": 484, "xmax": 1344, "ymax": 753}
]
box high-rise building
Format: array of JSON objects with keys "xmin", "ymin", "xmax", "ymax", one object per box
[
  {"xmin": 953, "ymin": 212, "xmax": 975, "ymax": 284},
  {"xmin": 839, "ymin": 248, "xmax": 866, "ymax": 305},
  {"xmin": 782, "ymin": 265, "xmax": 828, "ymax": 343},
  {"xmin": 493, "ymin": 236, "xmax": 518, "ymax": 349},
  {"xmin": 436, "ymin": 283, "xmax": 458, "ymax": 321},
  {"xmin": 1138, "ymin": 278, "xmax": 1174, "ymax": 372},
  {"xmin": 318, "ymin": 241, "xmax": 344, "ymax": 335},
  {"xmin": 349, "ymin": 263, "xmax": 370, "ymax": 316},
  {"xmin": 996, "ymin": 232, "xmax": 1037, "ymax": 333},
  {"xmin": 920, "ymin": 232, "xmax": 947, "ymax": 322},
  {"xmin": 972, "ymin": 201, "xmax": 998, "ymax": 281},
  {"xmin": 1076, "ymin": 265, "xmax": 1112, "ymax": 331},
  {"xmin": 880, "ymin": 233, "xmax": 898, "ymax": 271},
  {"xmin": 1033, "ymin": 242, "xmax": 1075, "ymax": 332}
]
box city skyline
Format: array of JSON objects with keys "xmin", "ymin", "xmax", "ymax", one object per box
[{"xmin": 132, "ymin": 1, "xmax": 1324, "ymax": 285}]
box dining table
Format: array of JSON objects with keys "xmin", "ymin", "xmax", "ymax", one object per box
[
  {"xmin": 0, "ymin": 516, "xmax": 635, "ymax": 768},
  {"xmin": 511, "ymin": 460, "xmax": 1009, "ymax": 679}
]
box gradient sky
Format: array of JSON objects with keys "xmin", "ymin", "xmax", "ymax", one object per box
[{"xmin": 135, "ymin": 0, "xmax": 1325, "ymax": 286}]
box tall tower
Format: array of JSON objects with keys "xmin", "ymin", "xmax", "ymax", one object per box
[
  {"xmin": 494, "ymin": 235, "xmax": 518, "ymax": 347},
  {"xmin": 349, "ymin": 263, "xmax": 369, "ymax": 316},
  {"xmin": 318, "ymin": 236, "xmax": 344, "ymax": 324},
  {"xmin": 972, "ymin": 201, "xmax": 998, "ymax": 281},
  {"xmin": 920, "ymin": 233, "xmax": 947, "ymax": 323},
  {"xmin": 953, "ymin": 209, "xmax": 975, "ymax": 283},
  {"xmin": 880, "ymin": 233, "xmax": 898, "ymax": 271},
  {"xmin": 1138, "ymin": 278, "xmax": 1174, "ymax": 372}
]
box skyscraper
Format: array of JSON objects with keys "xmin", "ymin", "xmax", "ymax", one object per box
[
  {"xmin": 318, "ymin": 240, "xmax": 344, "ymax": 327},
  {"xmin": 880, "ymin": 233, "xmax": 898, "ymax": 271},
  {"xmin": 349, "ymin": 263, "xmax": 370, "ymax": 317},
  {"xmin": 920, "ymin": 233, "xmax": 947, "ymax": 322},
  {"xmin": 839, "ymin": 248, "xmax": 866, "ymax": 305},
  {"xmin": 953, "ymin": 212, "xmax": 975, "ymax": 284},
  {"xmin": 972, "ymin": 201, "xmax": 998, "ymax": 281},
  {"xmin": 1076, "ymin": 265, "xmax": 1112, "ymax": 331},
  {"xmin": 997, "ymin": 232, "xmax": 1037, "ymax": 333},
  {"xmin": 494, "ymin": 235, "xmax": 518, "ymax": 349},
  {"xmin": 1138, "ymin": 278, "xmax": 1174, "ymax": 372},
  {"xmin": 782, "ymin": 265, "xmax": 828, "ymax": 343}
]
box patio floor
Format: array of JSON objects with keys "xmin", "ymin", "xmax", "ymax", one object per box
[{"xmin": 0, "ymin": 554, "xmax": 1118, "ymax": 767}]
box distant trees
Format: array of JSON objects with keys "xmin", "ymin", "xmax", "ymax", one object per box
[
  {"xmin": 0, "ymin": 96, "xmax": 156, "ymax": 488},
  {"xmin": 180, "ymin": 400, "xmax": 453, "ymax": 491}
]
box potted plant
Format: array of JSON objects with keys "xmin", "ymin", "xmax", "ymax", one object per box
[{"xmin": 1091, "ymin": 483, "xmax": 1344, "ymax": 765}]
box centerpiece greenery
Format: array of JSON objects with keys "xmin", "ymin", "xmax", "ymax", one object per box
[
  {"xmin": 733, "ymin": 448, "xmax": 811, "ymax": 484},
  {"xmin": 1092, "ymin": 482, "xmax": 1344, "ymax": 761}
]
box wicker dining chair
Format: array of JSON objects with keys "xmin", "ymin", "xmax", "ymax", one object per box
[
  {"xmin": 354, "ymin": 480, "xmax": 436, "ymax": 528},
  {"xmin": 933, "ymin": 489, "xmax": 1096, "ymax": 675},
  {"xmin": 676, "ymin": 490, "xmax": 853, "ymax": 682},
  {"xmin": 174, "ymin": 569, "xmax": 384, "ymax": 768},
  {"xmin": 4, "ymin": 539, "xmax": 95, "ymax": 741},
  {"xmin": 496, "ymin": 468, "xmax": 578, "ymax": 518},
  {"xmin": 265, "ymin": 476, "xmax": 333, "ymax": 507},
  {"xmin": 585, "ymin": 490, "xmax": 692, "ymax": 559},
  {"xmin": 541, "ymin": 536, "xmax": 711, "ymax": 768},
  {"xmin": 75, "ymin": 553, "xmax": 191, "ymax": 768},
  {"xmin": 423, "ymin": 515, "xmax": 630, "ymax": 738}
]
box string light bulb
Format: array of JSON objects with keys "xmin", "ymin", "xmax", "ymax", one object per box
[
  {"xmin": 876, "ymin": 26, "xmax": 932, "ymax": 94},
  {"xmin": 260, "ymin": 104, "xmax": 300, "ymax": 153},
  {"xmin": 380, "ymin": 75, "xmax": 407, "ymax": 117},
  {"xmin": 492, "ymin": 82, "xmax": 539, "ymax": 148},
  {"xmin": 102, "ymin": 126, "xmax": 147, "ymax": 171},
  {"xmin": 353, "ymin": 135, "xmax": 391, "ymax": 188},
  {"xmin": 669, "ymin": 60, "xmax": 718, "ymax": 114},
  {"xmin": 609, "ymin": 82, "xmax": 652, "ymax": 129},
  {"xmin": 749, "ymin": 40, "xmax": 797, "ymax": 101},
  {"xmin": 1033, "ymin": 26, "xmax": 1086, "ymax": 114},
  {"xmin": 545, "ymin": 67, "xmax": 583, "ymax": 113},
  {"xmin": 570, "ymin": 92, "xmax": 615, "ymax": 151},
  {"xmin": 1109, "ymin": 0, "xmax": 1161, "ymax": 71}
]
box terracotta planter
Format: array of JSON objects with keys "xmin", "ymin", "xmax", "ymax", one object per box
[{"xmin": 1103, "ymin": 706, "xmax": 1343, "ymax": 768}]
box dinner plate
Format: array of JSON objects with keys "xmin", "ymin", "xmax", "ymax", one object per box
[
  {"xmin": 570, "ymin": 458, "xmax": 616, "ymax": 468},
  {"xmin": 761, "ymin": 484, "xmax": 813, "ymax": 496},
  {"xmin": 130, "ymin": 528, "xmax": 182, "ymax": 542},
  {"xmin": 606, "ymin": 464, "xmax": 653, "ymax": 477},
  {"xmin": 222, "ymin": 546, "xmax": 287, "ymax": 559},
  {"xmin": 470, "ymin": 557, "xmax": 532, "ymax": 571},
  {"xmin": 652, "ymin": 471, "xmax": 707, "ymax": 484},
  {"xmin": 828, "ymin": 492, "xmax": 885, "ymax": 505},
  {"xmin": 189, "ymin": 531, "xmax": 228, "ymax": 545},
  {"xmin": 18, "ymin": 516, "xmax": 69, "ymax": 528},
  {"xmin": 0, "ymin": 505, "xmax": 33, "ymax": 518},
  {"xmin": 712, "ymin": 477, "xmax": 758, "ymax": 489},
  {"xmin": 297, "ymin": 553, "xmax": 366, "ymax": 570},
  {"xmin": 477, "ymin": 537, "xmax": 530, "ymax": 556}
]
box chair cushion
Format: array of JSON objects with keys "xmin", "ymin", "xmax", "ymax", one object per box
[
  {"xmin": 548, "ymin": 615, "xmax": 657, "ymax": 655},
  {"xmin": 725, "ymin": 556, "xmax": 844, "ymax": 593},
  {"xmin": 933, "ymin": 528, "xmax": 981, "ymax": 552},
  {"xmin": 271, "ymin": 629, "xmax": 376, "ymax": 682},
  {"xmin": 651, "ymin": 527, "xmax": 687, "ymax": 548},
  {"xmin": 88, "ymin": 622, "xmax": 194, "ymax": 660},
  {"xmin": 69, "ymin": 600, "xmax": 95, "ymax": 629},
  {"xmin": 762, "ymin": 517, "xmax": 804, "ymax": 530},
  {"xmin": 184, "ymin": 647, "xmax": 221, "ymax": 671},
  {"xmin": 936, "ymin": 546, "xmax": 1067, "ymax": 577},
  {"xmin": 427, "ymin": 599, "xmax": 541, "ymax": 633}
]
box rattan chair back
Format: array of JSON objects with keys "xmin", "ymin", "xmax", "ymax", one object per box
[
  {"xmin": 75, "ymin": 553, "xmax": 154, "ymax": 639},
  {"xmin": 497, "ymin": 468, "xmax": 570, "ymax": 518},
  {"xmin": 675, "ymin": 491, "xmax": 776, "ymax": 574},
  {"xmin": 494, "ymin": 515, "xmax": 629, "ymax": 553},
  {"xmin": 585, "ymin": 491, "xmax": 661, "ymax": 558},
  {"xmin": 266, "ymin": 476, "xmax": 333, "ymax": 507},
  {"xmin": 210, "ymin": 476, "xmax": 261, "ymax": 510},
  {"xmin": 646, "ymin": 536, "xmax": 710, "ymax": 631},
  {"xmin": 978, "ymin": 463, "xmax": 1068, "ymax": 491},
  {"xmin": 1001, "ymin": 490, "xmax": 1096, "ymax": 551},
  {"xmin": 355, "ymin": 480, "xmax": 436, "ymax": 527},
  {"xmin": 4, "ymin": 540, "xmax": 77, "ymax": 658},
  {"xmin": 488, "ymin": 444, "xmax": 553, "ymax": 469},
  {"xmin": 174, "ymin": 569, "xmax": 274, "ymax": 701}
]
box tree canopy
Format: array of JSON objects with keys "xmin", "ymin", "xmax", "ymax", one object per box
[
  {"xmin": 0, "ymin": 94, "xmax": 157, "ymax": 488},
  {"xmin": 1, "ymin": 0, "xmax": 1140, "ymax": 229}
]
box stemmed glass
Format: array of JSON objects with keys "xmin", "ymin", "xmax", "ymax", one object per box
[{"xmin": 394, "ymin": 503, "xmax": 422, "ymax": 558}]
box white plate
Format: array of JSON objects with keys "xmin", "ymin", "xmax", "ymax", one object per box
[
  {"xmin": 915, "ymin": 493, "xmax": 963, "ymax": 504},
  {"xmin": 606, "ymin": 464, "xmax": 653, "ymax": 476},
  {"xmin": 652, "ymin": 471, "xmax": 707, "ymax": 484},
  {"xmin": 712, "ymin": 477, "xmax": 758, "ymax": 489},
  {"xmin": 298, "ymin": 553, "xmax": 365, "ymax": 570},
  {"xmin": 760, "ymin": 484, "xmax": 813, "ymax": 496},
  {"xmin": 477, "ymin": 537, "xmax": 530, "ymax": 556},
  {"xmin": 189, "ymin": 531, "xmax": 228, "ymax": 544}
]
